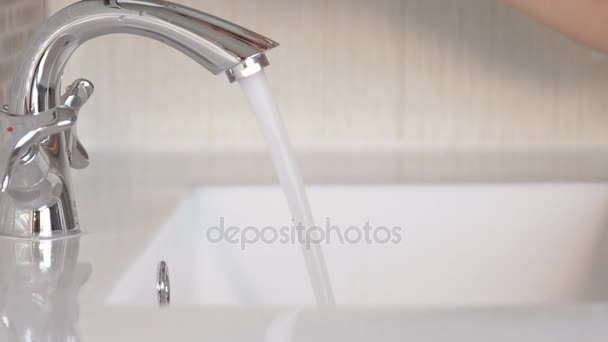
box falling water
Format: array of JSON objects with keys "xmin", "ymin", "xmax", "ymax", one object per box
[{"xmin": 238, "ymin": 70, "xmax": 335, "ymax": 307}]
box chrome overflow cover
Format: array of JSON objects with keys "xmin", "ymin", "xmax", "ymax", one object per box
[{"xmin": 157, "ymin": 261, "xmax": 170, "ymax": 307}]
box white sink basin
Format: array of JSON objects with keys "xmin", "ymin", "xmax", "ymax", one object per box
[{"xmin": 106, "ymin": 184, "xmax": 608, "ymax": 308}]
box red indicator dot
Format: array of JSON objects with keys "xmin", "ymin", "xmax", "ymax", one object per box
[{"xmin": 7, "ymin": 127, "xmax": 13, "ymax": 133}]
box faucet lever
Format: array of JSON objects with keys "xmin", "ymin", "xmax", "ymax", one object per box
[
  {"xmin": 61, "ymin": 79, "xmax": 94, "ymax": 170},
  {"xmin": 0, "ymin": 107, "xmax": 77, "ymax": 192}
]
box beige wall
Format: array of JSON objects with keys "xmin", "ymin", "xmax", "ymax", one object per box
[
  {"xmin": 0, "ymin": 0, "xmax": 46, "ymax": 105},
  {"xmin": 45, "ymin": 0, "xmax": 608, "ymax": 151}
]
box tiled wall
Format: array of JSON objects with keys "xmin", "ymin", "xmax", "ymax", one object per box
[
  {"xmin": 41, "ymin": 0, "xmax": 608, "ymax": 151},
  {"xmin": 0, "ymin": 0, "xmax": 46, "ymax": 106}
]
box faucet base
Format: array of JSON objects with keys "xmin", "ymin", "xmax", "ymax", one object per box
[{"xmin": 0, "ymin": 176, "xmax": 79, "ymax": 239}]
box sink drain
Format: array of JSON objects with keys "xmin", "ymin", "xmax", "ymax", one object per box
[{"xmin": 157, "ymin": 261, "xmax": 170, "ymax": 307}]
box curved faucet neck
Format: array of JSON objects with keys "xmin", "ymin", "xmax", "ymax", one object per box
[{"xmin": 8, "ymin": 0, "xmax": 278, "ymax": 114}]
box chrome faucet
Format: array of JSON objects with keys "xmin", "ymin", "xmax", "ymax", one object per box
[{"xmin": 1, "ymin": 0, "xmax": 278, "ymax": 238}]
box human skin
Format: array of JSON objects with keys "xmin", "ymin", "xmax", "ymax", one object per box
[{"xmin": 508, "ymin": 0, "xmax": 608, "ymax": 53}]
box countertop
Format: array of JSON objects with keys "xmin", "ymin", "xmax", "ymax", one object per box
[{"xmin": 1, "ymin": 149, "xmax": 608, "ymax": 341}]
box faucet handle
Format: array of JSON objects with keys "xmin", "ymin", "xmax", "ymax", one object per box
[
  {"xmin": 61, "ymin": 79, "xmax": 94, "ymax": 170},
  {"xmin": 0, "ymin": 107, "xmax": 77, "ymax": 192}
]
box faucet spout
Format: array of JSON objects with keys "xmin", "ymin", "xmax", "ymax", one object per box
[
  {"xmin": 9, "ymin": 0, "xmax": 279, "ymax": 115},
  {"xmin": 2, "ymin": 0, "xmax": 279, "ymax": 238}
]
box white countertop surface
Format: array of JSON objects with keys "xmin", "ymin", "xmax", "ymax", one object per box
[{"xmin": 2, "ymin": 149, "xmax": 608, "ymax": 341}]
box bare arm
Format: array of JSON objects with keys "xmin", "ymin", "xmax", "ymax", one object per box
[{"xmin": 508, "ymin": 0, "xmax": 608, "ymax": 53}]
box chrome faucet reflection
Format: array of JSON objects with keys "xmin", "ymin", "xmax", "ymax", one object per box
[
  {"xmin": 0, "ymin": 237, "xmax": 91, "ymax": 341},
  {"xmin": 1, "ymin": 0, "xmax": 279, "ymax": 238}
]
